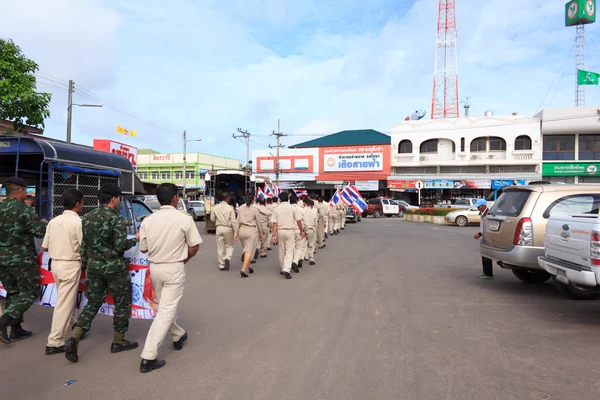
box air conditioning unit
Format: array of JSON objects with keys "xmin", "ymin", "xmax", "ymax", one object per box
[
  {"xmin": 470, "ymin": 154, "xmax": 479, "ymax": 160},
  {"xmin": 419, "ymin": 156, "xmax": 426, "ymax": 161},
  {"xmin": 488, "ymin": 154, "xmax": 495, "ymax": 159}
]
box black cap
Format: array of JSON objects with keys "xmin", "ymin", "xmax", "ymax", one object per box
[
  {"xmin": 4, "ymin": 177, "xmax": 28, "ymax": 188},
  {"xmin": 99, "ymin": 183, "xmax": 122, "ymax": 197}
]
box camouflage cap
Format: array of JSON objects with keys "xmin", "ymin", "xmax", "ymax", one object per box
[
  {"xmin": 4, "ymin": 176, "xmax": 28, "ymax": 187},
  {"xmin": 99, "ymin": 183, "xmax": 122, "ymax": 197}
]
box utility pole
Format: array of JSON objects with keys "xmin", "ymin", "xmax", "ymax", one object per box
[
  {"xmin": 232, "ymin": 128, "xmax": 251, "ymax": 170},
  {"xmin": 66, "ymin": 80, "xmax": 74, "ymax": 143},
  {"xmin": 183, "ymin": 130, "xmax": 187, "ymax": 198},
  {"xmin": 270, "ymin": 119, "xmax": 285, "ymax": 186}
]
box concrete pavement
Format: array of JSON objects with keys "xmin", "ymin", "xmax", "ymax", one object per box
[{"xmin": 1, "ymin": 218, "xmax": 600, "ymax": 399}]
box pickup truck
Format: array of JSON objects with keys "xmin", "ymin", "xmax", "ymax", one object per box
[
  {"xmin": 434, "ymin": 198, "xmax": 480, "ymax": 209},
  {"xmin": 538, "ymin": 214, "xmax": 600, "ymax": 300}
]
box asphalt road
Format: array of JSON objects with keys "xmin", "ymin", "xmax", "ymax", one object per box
[{"xmin": 2, "ymin": 218, "xmax": 600, "ymax": 399}]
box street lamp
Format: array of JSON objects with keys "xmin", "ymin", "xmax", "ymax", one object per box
[
  {"xmin": 183, "ymin": 129, "xmax": 202, "ymax": 198},
  {"xmin": 66, "ymin": 103, "xmax": 102, "ymax": 144}
]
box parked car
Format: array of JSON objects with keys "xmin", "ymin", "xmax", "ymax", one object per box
[
  {"xmin": 538, "ymin": 211, "xmax": 600, "ymax": 300},
  {"xmin": 346, "ymin": 207, "xmax": 359, "ymax": 223},
  {"xmin": 435, "ymin": 198, "xmax": 481, "ymax": 209},
  {"xmin": 480, "ymin": 183, "xmax": 600, "ymax": 286},
  {"xmin": 395, "ymin": 200, "xmax": 419, "ymax": 211},
  {"xmin": 363, "ymin": 198, "xmax": 400, "ymax": 218},
  {"xmin": 444, "ymin": 207, "xmax": 482, "ymax": 227},
  {"xmin": 389, "ymin": 200, "xmax": 408, "ymax": 218},
  {"xmin": 188, "ymin": 200, "xmax": 205, "ymax": 221},
  {"xmin": 144, "ymin": 197, "xmax": 194, "ymax": 218}
]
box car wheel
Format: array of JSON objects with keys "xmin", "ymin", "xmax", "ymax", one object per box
[
  {"xmin": 455, "ymin": 215, "xmax": 468, "ymax": 227},
  {"xmin": 553, "ymin": 277, "xmax": 598, "ymax": 300},
  {"xmin": 373, "ymin": 210, "xmax": 382, "ymax": 218},
  {"xmin": 511, "ymin": 269, "xmax": 551, "ymax": 284},
  {"xmin": 398, "ymin": 210, "xmax": 405, "ymax": 218}
]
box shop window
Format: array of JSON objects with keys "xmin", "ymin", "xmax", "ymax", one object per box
[
  {"xmin": 399, "ymin": 140, "xmax": 413, "ymax": 154},
  {"xmin": 470, "ymin": 137, "xmax": 487, "ymax": 152},
  {"xmin": 515, "ymin": 135, "xmax": 532, "ymax": 151},
  {"xmin": 543, "ymin": 135, "xmax": 575, "ymax": 160},
  {"xmin": 579, "ymin": 135, "xmax": 600, "ymax": 160},
  {"xmin": 470, "ymin": 137, "xmax": 506, "ymax": 152},
  {"xmin": 460, "ymin": 138, "xmax": 465, "ymax": 152},
  {"xmin": 420, "ymin": 139, "xmax": 438, "ymax": 153}
]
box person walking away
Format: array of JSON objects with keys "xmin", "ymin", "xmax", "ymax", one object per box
[
  {"xmin": 303, "ymin": 199, "xmax": 319, "ymax": 265},
  {"xmin": 329, "ymin": 201, "xmax": 338, "ymax": 235},
  {"xmin": 65, "ymin": 183, "xmax": 140, "ymax": 363},
  {"xmin": 0, "ymin": 177, "xmax": 47, "ymax": 344},
  {"xmin": 266, "ymin": 197, "xmax": 275, "ymax": 250},
  {"xmin": 234, "ymin": 194, "xmax": 262, "ymax": 278},
  {"xmin": 42, "ymin": 189, "xmax": 84, "ymax": 355},
  {"xmin": 336, "ymin": 202, "xmax": 344, "ymax": 233},
  {"xmin": 291, "ymin": 195, "xmax": 307, "ymax": 271},
  {"xmin": 138, "ymin": 183, "xmax": 202, "ymax": 373},
  {"xmin": 256, "ymin": 198, "xmax": 272, "ymax": 258},
  {"xmin": 339, "ymin": 203, "xmax": 347, "ymax": 230},
  {"xmin": 271, "ymin": 192, "xmax": 304, "ymax": 279},
  {"xmin": 473, "ymin": 199, "xmax": 493, "ymax": 280},
  {"xmin": 210, "ymin": 191, "xmax": 237, "ymax": 271},
  {"xmin": 316, "ymin": 197, "xmax": 327, "ymax": 248}
]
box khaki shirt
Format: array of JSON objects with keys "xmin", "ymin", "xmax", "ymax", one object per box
[
  {"xmin": 266, "ymin": 203, "xmax": 276, "ymax": 213},
  {"xmin": 140, "ymin": 205, "xmax": 202, "ymax": 264},
  {"xmin": 236, "ymin": 204, "xmax": 262, "ymax": 235},
  {"xmin": 272, "ymin": 202, "xmax": 302, "ymax": 230},
  {"xmin": 304, "ymin": 207, "xmax": 318, "ymax": 230},
  {"xmin": 295, "ymin": 204, "xmax": 306, "ymax": 232},
  {"xmin": 42, "ymin": 210, "xmax": 82, "ymax": 261},
  {"xmin": 257, "ymin": 205, "xmax": 272, "ymax": 227},
  {"xmin": 329, "ymin": 203, "xmax": 337, "ymax": 216},
  {"xmin": 211, "ymin": 201, "xmax": 238, "ymax": 230}
]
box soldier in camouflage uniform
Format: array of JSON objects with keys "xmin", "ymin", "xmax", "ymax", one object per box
[
  {"xmin": 0, "ymin": 177, "xmax": 47, "ymax": 344},
  {"xmin": 64, "ymin": 183, "xmax": 140, "ymax": 363}
]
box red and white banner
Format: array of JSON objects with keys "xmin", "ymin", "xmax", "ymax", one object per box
[{"xmin": 93, "ymin": 139, "xmax": 138, "ymax": 168}]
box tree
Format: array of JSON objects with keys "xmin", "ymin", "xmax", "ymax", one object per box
[{"xmin": 0, "ymin": 39, "xmax": 51, "ymax": 134}]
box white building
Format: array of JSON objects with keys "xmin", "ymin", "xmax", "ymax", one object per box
[{"xmin": 388, "ymin": 114, "xmax": 543, "ymax": 203}]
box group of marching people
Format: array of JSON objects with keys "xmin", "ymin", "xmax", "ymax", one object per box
[{"xmin": 210, "ymin": 190, "xmax": 350, "ymax": 279}]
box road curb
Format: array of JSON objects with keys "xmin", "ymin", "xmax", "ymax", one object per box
[{"xmin": 403, "ymin": 214, "xmax": 449, "ymax": 224}]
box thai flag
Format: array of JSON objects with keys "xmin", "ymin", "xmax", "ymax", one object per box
[
  {"xmin": 340, "ymin": 187, "xmax": 353, "ymax": 206},
  {"xmin": 272, "ymin": 183, "xmax": 281, "ymax": 197},
  {"xmin": 294, "ymin": 189, "xmax": 308, "ymax": 197},
  {"xmin": 329, "ymin": 188, "xmax": 341, "ymax": 206},
  {"xmin": 346, "ymin": 185, "xmax": 367, "ymax": 212},
  {"xmin": 257, "ymin": 187, "xmax": 266, "ymax": 199},
  {"xmin": 263, "ymin": 184, "xmax": 274, "ymax": 198}
]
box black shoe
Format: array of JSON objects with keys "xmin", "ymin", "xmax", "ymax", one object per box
[
  {"xmin": 219, "ymin": 267, "xmax": 226, "ymax": 271},
  {"xmin": 224, "ymin": 259, "xmax": 230, "ymax": 271},
  {"xmin": 250, "ymin": 259, "xmax": 256, "ymax": 264},
  {"xmin": 319, "ymin": 245, "xmax": 326, "ymax": 249},
  {"xmin": 341, "ymin": 227, "xmax": 345, "ymax": 230},
  {"xmin": 140, "ymin": 358, "xmax": 166, "ymax": 373},
  {"xmin": 10, "ymin": 324, "xmax": 32, "ymax": 342},
  {"xmin": 0, "ymin": 315, "xmax": 12, "ymax": 344},
  {"xmin": 240, "ymin": 271, "xmax": 248, "ymax": 278},
  {"xmin": 110, "ymin": 340, "xmax": 139, "ymax": 354},
  {"xmin": 253, "ymin": 249, "xmax": 259, "ymax": 260},
  {"xmin": 298, "ymin": 260, "xmax": 303, "ymax": 268},
  {"xmin": 283, "ymin": 272, "xmax": 292, "ymax": 279},
  {"xmin": 291, "ymin": 263, "xmax": 299, "ymax": 273},
  {"xmin": 173, "ymin": 332, "xmax": 188, "ymax": 350},
  {"xmin": 267, "ymin": 248, "xmax": 272, "ymax": 251},
  {"xmin": 304, "ymin": 258, "xmax": 309, "ymax": 261},
  {"xmin": 249, "ymin": 267, "xmax": 254, "ymax": 274},
  {"xmin": 280, "ymin": 271, "xmax": 284, "ymax": 275},
  {"xmin": 325, "ymin": 233, "xmax": 328, "ymax": 239},
  {"xmin": 46, "ymin": 346, "xmax": 65, "ymax": 355},
  {"xmin": 310, "ymin": 261, "xmax": 315, "ymax": 265},
  {"xmin": 65, "ymin": 337, "xmax": 78, "ymax": 363},
  {"xmin": 260, "ymin": 254, "xmax": 267, "ymax": 258}
]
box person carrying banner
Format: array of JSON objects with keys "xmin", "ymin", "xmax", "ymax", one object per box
[
  {"xmin": 41, "ymin": 188, "xmax": 84, "ymax": 356},
  {"xmin": 0, "ymin": 177, "xmax": 47, "ymax": 345},
  {"xmin": 210, "ymin": 191, "xmax": 237, "ymax": 271},
  {"xmin": 65, "ymin": 183, "xmax": 139, "ymax": 363},
  {"xmin": 272, "ymin": 192, "xmax": 303, "ymax": 279},
  {"xmin": 256, "ymin": 198, "xmax": 272, "ymax": 258},
  {"xmin": 138, "ymin": 183, "xmax": 202, "ymax": 373},
  {"xmin": 235, "ymin": 194, "xmax": 262, "ymax": 278}
]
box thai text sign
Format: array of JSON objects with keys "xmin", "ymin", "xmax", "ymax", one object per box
[
  {"xmin": 323, "ymin": 152, "xmax": 383, "ymax": 172},
  {"xmin": 93, "ymin": 139, "xmax": 138, "ymax": 168}
]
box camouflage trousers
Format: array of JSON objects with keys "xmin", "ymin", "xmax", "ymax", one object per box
[
  {"xmin": 75, "ymin": 268, "xmax": 132, "ymax": 333},
  {"xmin": 0, "ymin": 264, "xmax": 39, "ymax": 324}
]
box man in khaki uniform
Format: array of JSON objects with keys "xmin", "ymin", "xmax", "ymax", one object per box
[
  {"xmin": 210, "ymin": 192, "xmax": 237, "ymax": 271},
  {"xmin": 291, "ymin": 195, "xmax": 307, "ymax": 270},
  {"xmin": 256, "ymin": 198, "xmax": 272, "ymax": 258},
  {"xmin": 316, "ymin": 196, "xmax": 327, "ymax": 249},
  {"xmin": 328, "ymin": 201, "xmax": 338, "ymax": 235},
  {"xmin": 339, "ymin": 203, "xmax": 347, "ymax": 230},
  {"xmin": 41, "ymin": 188, "xmax": 84, "ymax": 356},
  {"xmin": 139, "ymin": 183, "xmax": 202, "ymax": 373},
  {"xmin": 265, "ymin": 198, "xmax": 275, "ymax": 250},
  {"xmin": 303, "ymin": 199, "xmax": 319, "ymax": 265},
  {"xmin": 271, "ymin": 192, "xmax": 303, "ymax": 279}
]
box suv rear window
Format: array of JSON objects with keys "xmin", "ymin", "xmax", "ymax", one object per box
[
  {"xmin": 543, "ymin": 194, "xmax": 600, "ymax": 218},
  {"xmin": 489, "ymin": 190, "xmax": 531, "ymax": 217}
]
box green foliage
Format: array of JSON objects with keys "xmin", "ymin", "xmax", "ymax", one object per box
[
  {"xmin": 0, "ymin": 39, "xmax": 51, "ymax": 133},
  {"xmin": 406, "ymin": 208, "xmax": 454, "ymax": 216}
]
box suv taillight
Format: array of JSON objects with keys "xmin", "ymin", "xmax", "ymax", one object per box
[
  {"xmin": 591, "ymin": 231, "xmax": 600, "ymax": 266},
  {"xmin": 513, "ymin": 217, "xmax": 533, "ymax": 246}
]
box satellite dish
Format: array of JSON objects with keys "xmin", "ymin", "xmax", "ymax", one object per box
[{"xmin": 410, "ymin": 109, "xmax": 427, "ymax": 120}]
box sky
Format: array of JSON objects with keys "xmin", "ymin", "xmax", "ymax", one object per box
[{"xmin": 4, "ymin": 0, "xmax": 600, "ymax": 162}]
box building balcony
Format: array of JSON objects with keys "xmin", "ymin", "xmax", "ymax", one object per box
[
  {"xmin": 394, "ymin": 150, "xmax": 537, "ymax": 166},
  {"xmin": 512, "ymin": 150, "xmax": 534, "ymax": 160}
]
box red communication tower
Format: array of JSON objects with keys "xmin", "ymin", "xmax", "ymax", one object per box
[{"xmin": 431, "ymin": 0, "xmax": 459, "ymax": 119}]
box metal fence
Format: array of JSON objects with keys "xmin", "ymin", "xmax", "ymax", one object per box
[{"xmin": 52, "ymin": 171, "xmax": 118, "ymax": 217}]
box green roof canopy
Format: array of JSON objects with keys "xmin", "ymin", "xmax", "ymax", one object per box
[{"xmin": 289, "ymin": 129, "xmax": 390, "ymax": 148}]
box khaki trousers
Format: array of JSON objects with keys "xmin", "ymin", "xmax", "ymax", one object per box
[
  {"xmin": 317, "ymin": 219, "xmax": 325, "ymax": 247},
  {"xmin": 277, "ymin": 230, "xmax": 295, "ymax": 273},
  {"xmin": 259, "ymin": 224, "xmax": 270, "ymax": 256},
  {"xmin": 47, "ymin": 260, "xmax": 81, "ymax": 347},
  {"xmin": 216, "ymin": 226, "xmax": 234, "ymax": 269},
  {"xmin": 305, "ymin": 229, "xmax": 316, "ymax": 261},
  {"xmin": 340, "ymin": 211, "xmax": 346, "ymax": 227},
  {"xmin": 141, "ymin": 262, "xmax": 186, "ymax": 360},
  {"xmin": 329, "ymin": 215, "xmax": 337, "ymax": 234},
  {"xmin": 293, "ymin": 230, "xmax": 307, "ymax": 264}
]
